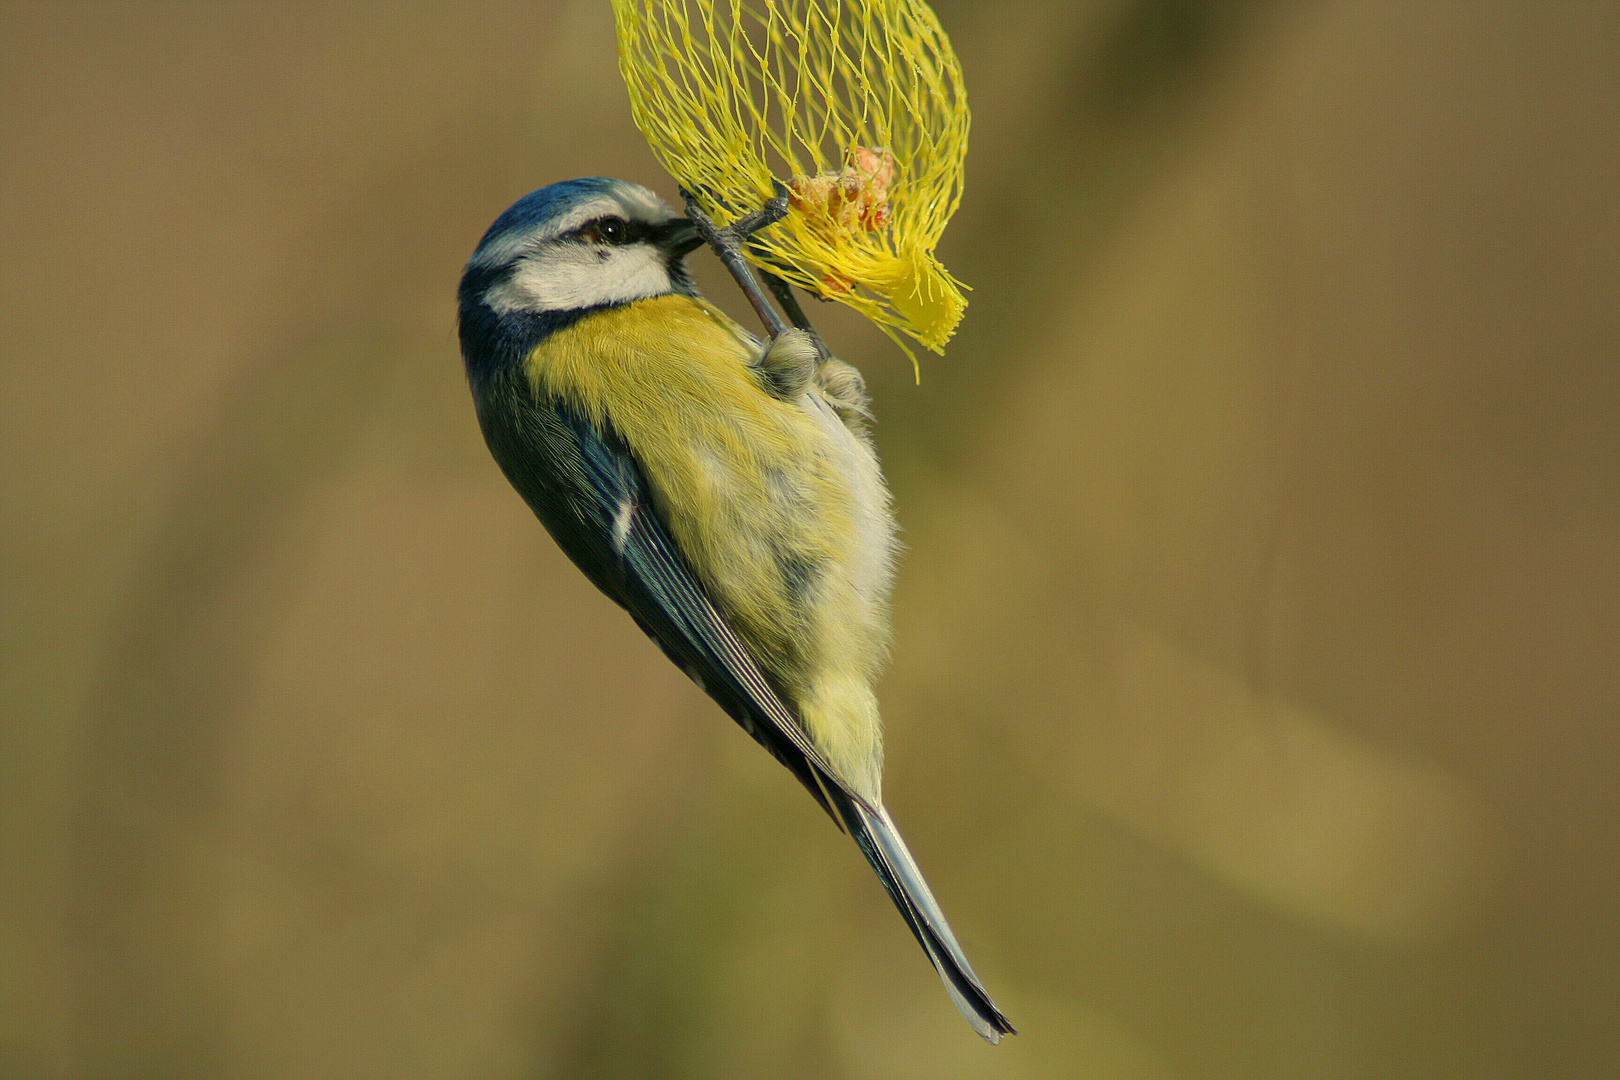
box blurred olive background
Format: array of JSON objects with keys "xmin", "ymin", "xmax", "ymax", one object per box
[{"xmin": 2, "ymin": 1, "xmax": 1617, "ymax": 1077}]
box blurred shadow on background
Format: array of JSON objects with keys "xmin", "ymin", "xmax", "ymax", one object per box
[
  {"xmin": 887, "ymin": 0, "xmax": 1488, "ymax": 952},
  {"xmin": 904, "ymin": 0, "xmax": 1279, "ymax": 446},
  {"xmin": 1083, "ymin": 0, "xmax": 1279, "ymax": 120},
  {"xmin": 67, "ymin": 116, "xmax": 511, "ymax": 1077}
]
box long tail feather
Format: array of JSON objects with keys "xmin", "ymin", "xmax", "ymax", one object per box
[{"xmin": 829, "ymin": 791, "xmax": 1016, "ymax": 1043}]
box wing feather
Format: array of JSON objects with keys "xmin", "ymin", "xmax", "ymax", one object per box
[
  {"xmin": 477, "ymin": 382, "xmax": 864, "ymax": 823},
  {"xmin": 474, "ymin": 370, "xmax": 1013, "ymax": 1041}
]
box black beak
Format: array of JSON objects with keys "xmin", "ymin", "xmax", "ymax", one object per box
[{"xmin": 658, "ymin": 217, "xmax": 705, "ymax": 258}]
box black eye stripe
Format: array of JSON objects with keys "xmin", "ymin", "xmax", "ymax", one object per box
[{"xmin": 573, "ymin": 215, "xmax": 654, "ymax": 246}]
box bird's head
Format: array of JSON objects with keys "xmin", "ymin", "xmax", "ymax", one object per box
[{"xmin": 460, "ymin": 177, "xmax": 703, "ymax": 323}]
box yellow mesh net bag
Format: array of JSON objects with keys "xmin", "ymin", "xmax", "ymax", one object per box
[{"xmin": 612, "ymin": 0, "xmax": 970, "ymax": 362}]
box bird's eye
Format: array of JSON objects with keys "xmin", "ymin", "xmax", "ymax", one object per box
[{"xmin": 586, "ymin": 217, "xmax": 627, "ymax": 245}]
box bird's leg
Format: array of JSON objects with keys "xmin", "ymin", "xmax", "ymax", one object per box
[
  {"xmin": 763, "ymin": 268, "xmax": 873, "ymax": 423},
  {"xmin": 681, "ymin": 185, "xmax": 791, "ymax": 339},
  {"xmin": 761, "ymin": 269, "xmax": 833, "ymax": 366}
]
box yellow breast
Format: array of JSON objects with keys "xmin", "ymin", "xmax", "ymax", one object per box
[{"xmin": 524, "ymin": 296, "xmax": 851, "ymax": 675}]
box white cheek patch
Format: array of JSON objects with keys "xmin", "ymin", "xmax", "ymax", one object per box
[
  {"xmin": 483, "ymin": 243, "xmax": 675, "ymax": 314},
  {"xmin": 805, "ymin": 391, "xmax": 895, "ymax": 609}
]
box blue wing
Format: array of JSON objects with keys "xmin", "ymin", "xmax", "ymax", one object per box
[{"xmin": 474, "ymin": 380, "xmax": 864, "ymax": 824}]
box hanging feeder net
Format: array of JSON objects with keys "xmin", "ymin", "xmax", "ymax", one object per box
[{"xmin": 612, "ymin": 0, "xmax": 970, "ymax": 362}]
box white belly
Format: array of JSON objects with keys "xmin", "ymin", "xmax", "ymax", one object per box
[{"xmin": 800, "ymin": 388, "xmax": 896, "ymax": 621}]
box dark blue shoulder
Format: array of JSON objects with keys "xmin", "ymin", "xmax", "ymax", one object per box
[
  {"xmin": 456, "ymin": 272, "xmax": 613, "ymax": 391},
  {"xmin": 458, "ymin": 302, "xmax": 587, "ymax": 392}
]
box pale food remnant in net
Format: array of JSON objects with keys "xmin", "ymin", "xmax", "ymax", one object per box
[
  {"xmin": 785, "ymin": 147, "xmax": 898, "ymax": 295},
  {"xmin": 614, "ymin": 0, "xmax": 969, "ymax": 361}
]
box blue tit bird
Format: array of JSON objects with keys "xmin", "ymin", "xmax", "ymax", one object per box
[{"xmin": 457, "ymin": 176, "xmax": 1013, "ymax": 1042}]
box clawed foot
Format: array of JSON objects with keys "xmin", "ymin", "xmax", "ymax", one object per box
[
  {"xmin": 681, "ymin": 186, "xmax": 871, "ymax": 425},
  {"xmin": 681, "ymin": 184, "xmax": 791, "ymax": 338},
  {"xmin": 682, "ymin": 184, "xmax": 845, "ymax": 389},
  {"xmin": 680, "ymin": 181, "xmax": 789, "ymax": 246}
]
